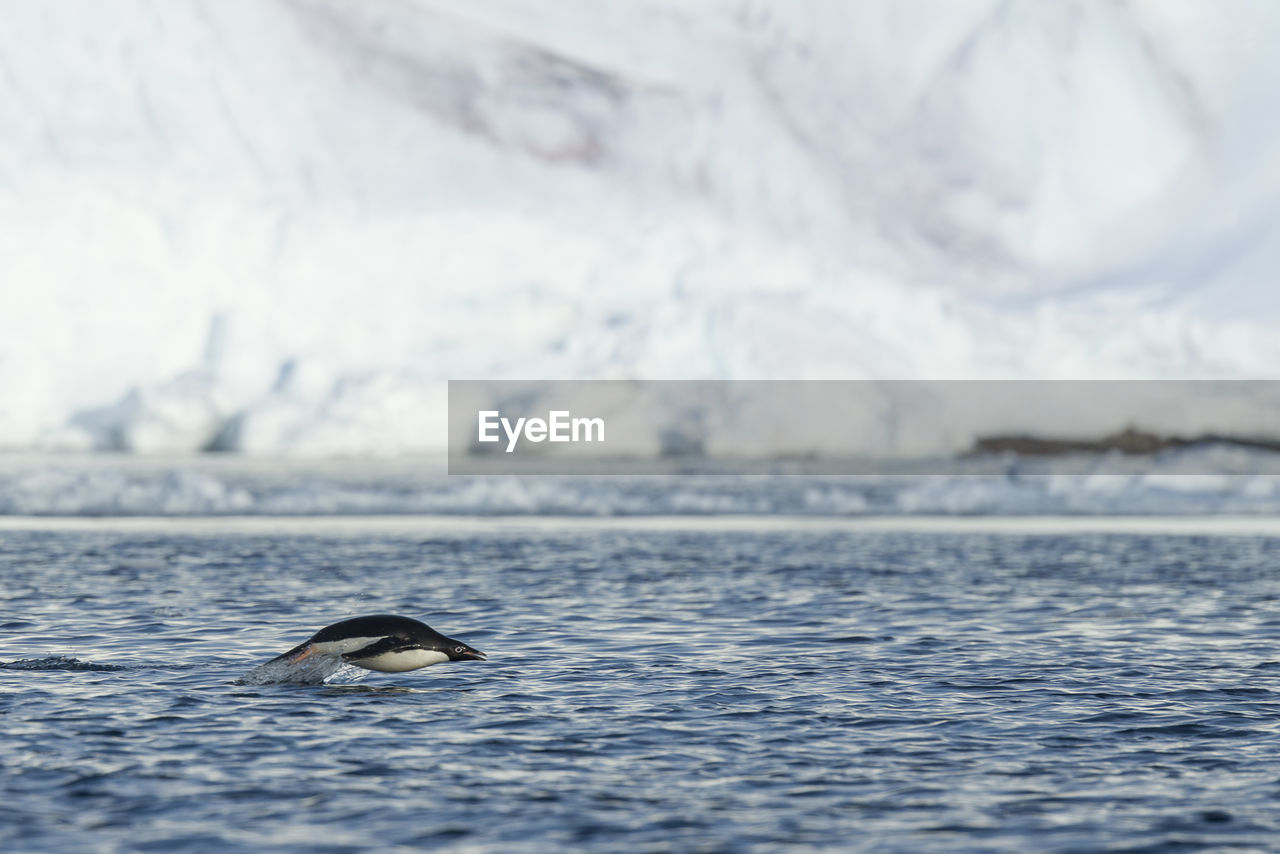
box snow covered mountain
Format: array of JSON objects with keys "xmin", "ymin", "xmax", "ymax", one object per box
[{"xmin": 3, "ymin": 0, "xmax": 1279, "ymax": 455}]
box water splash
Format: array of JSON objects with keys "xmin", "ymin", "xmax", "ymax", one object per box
[
  {"xmin": 0, "ymin": 656, "xmax": 127, "ymax": 672},
  {"xmin": 235, "ymin": 652, "xmax": 368, "ymax": 686}
]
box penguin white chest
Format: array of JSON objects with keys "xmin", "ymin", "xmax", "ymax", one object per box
[{"xmin": 349, "ymin": 648, "xmax": 449, "ymax": 673}]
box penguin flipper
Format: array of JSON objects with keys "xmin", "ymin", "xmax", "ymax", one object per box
[{"xmin": 340, "ymin": 636, "xmax": 403, "ymax": 662}]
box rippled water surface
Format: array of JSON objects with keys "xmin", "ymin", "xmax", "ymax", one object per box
[{"xmin": 4, "ymin": 520, "xmax": 1280, "ymax": 852}]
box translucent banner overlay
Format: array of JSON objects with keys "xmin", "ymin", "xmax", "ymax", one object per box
[{"xmin": 447, "ymin": 380, "xmax": 1280, "ymax": 475}]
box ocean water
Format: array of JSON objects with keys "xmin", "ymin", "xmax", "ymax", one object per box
[{"xmin": 4, "ymin": 517, "xmax": 1280, "ymax": 852}]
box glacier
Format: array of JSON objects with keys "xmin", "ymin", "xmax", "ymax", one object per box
[{"xmin": 2, "ymin": 0, "xmax": 1280, "ymax": 457}]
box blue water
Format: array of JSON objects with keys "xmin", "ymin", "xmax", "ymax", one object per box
[{"xmin": 4, "ymin": 520, "xmax": 1280, "ymax": 852}]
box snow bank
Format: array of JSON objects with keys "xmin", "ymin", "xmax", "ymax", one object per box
[{"xmin": 3, "ymin": 1, "xmax": 1280, "ymax": 456}]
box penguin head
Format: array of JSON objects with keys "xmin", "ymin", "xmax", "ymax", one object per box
[
  {"xmin": 407, "ymin": 622, "xmax": 485, "ymax": 661},
  {"xmin": 441, "ymin": 638, "xmax": 486, "ymax": 661}
]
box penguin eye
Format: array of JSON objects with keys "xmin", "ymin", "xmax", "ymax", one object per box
[{"xmin": 453, "ymin": 645, "xmax": 465, "ymax": 654}]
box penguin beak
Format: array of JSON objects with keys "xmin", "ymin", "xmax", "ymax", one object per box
[
  {"xmin": 453, "ymin": 646, "xmax": 486, "ymax": 661},
  {"xmin": 290, "ymin": 644, "xmax": 316, "ymax": 663}
]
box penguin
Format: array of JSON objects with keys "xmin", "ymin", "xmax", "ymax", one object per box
[{"xmin": 269, "ymin": 615, "xmax": 486, "ymax": 673}]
